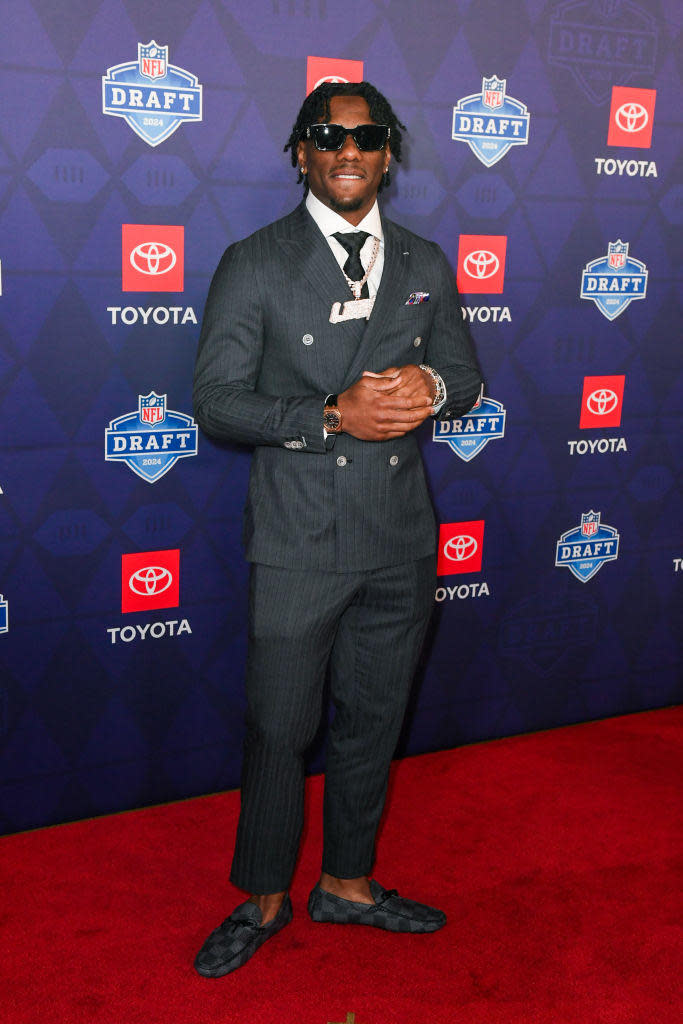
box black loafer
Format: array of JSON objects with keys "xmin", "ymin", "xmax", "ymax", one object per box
[
  {"xmin": 307, "ymin": 879, "xmax": 446, "ymax": 933},
  {"xmin": 194, "ymin": 894, "xmax": 292, "ymax": 977}
]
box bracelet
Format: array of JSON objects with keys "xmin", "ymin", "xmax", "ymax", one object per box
[{"xmin": 419, "ymin": 365, "xmax": 446, "ymax": 409}]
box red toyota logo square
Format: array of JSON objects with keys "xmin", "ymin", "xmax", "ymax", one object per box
[
  {"xmin": 121, "ymin": 549, "xmax": 180, "ymax": 614},
  {"xmin": 306, "ymin": 56, "xmax": 364, "ymax": 96},
  {"xmin": 437, "ymin": 521, "xmax": 485, "ymax": 576},
  {"xmin": 607, "ymin": 87, "xmax": 656, "ymax": 149},
  {"xmin": 456, "ymin": 235, "xmax": 507, "ymax": 294},
  {"xmin": 579, "ymin": 375, "xmax": 625, "ymax": 429},
  {"xmin": 122, "ymin": 224, "xmax": 184, "ymax": 292}
]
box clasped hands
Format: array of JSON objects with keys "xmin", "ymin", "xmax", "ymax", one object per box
[{"xmin": 337, "ymin": 365, "xmax": 436, "ymax": 441}]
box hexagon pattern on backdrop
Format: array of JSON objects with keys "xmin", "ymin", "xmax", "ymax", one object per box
[{"xmin": 0, "ymin": 0, "xmax": 680, "ymax": 833}]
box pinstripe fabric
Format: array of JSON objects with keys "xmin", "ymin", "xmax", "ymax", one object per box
[
  {"xmin": 322, "ymin": 556, "xmax": 436, "ymax": 879},
  {"xmin": 230, "ymin": 556, "xmax": 435, "ymax": 893},
  {"xmin": 193, "ymin": 202, "xmax": 482, "ymax": 572}
]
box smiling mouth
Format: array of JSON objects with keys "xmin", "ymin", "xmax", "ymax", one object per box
[{"xmin": 331, "ymin": 172, "xmax": 364, "ymax": 180}]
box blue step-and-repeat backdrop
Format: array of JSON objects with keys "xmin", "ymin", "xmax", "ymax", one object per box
[{"xmin": 0, "ymin": 0, "xmax": 680, "ymax": 834}]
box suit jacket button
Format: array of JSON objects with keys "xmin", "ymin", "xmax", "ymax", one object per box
[
  {"xmin": 336, "ymin": 455, "xmax": 347, "ymax": 467},
  {"xmin": 413, "ymin": 336, "xmax": 422, "ymax": 347},
  {"xmin": 302, "ymin": 333, "xmax": 314, "ymax": 346},
  {"xmin": 389, "ymin": 455, "xmax": 399, "ymax": 466}
]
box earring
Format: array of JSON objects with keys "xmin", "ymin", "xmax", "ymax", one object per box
[{"xmin": 382, "ymin": 169, "xmax": 391, "ymax": 188}]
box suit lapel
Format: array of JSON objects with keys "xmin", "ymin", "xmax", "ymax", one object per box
[
  {"xmin": 275, "ymin": 205, "xmax": 411, "ymax": 386},
  {"xmin": 276, "ymin": 203, "xmax": 351, "ymax": 307},
  {"xmin": 340, "ymin": 216, "xmax": 411, "ymax": 390}
]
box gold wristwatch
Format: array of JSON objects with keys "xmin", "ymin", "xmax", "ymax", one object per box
[{"xmin": 323, "ymin": 394, "xmax": 342, "ymax": 434}]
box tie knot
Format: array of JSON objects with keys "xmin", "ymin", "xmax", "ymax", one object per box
[
  {"xmin": 331, "ymin": 232, "xmax": 372, "ymax": 296},
  {"xmin": 332, "ymin": 231, "xmax": 370, "ymax": 261}
]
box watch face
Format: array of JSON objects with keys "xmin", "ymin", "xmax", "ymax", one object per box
[{"xmin": 324, "ymin": 409, "xmax": 341, "ymax": 431}]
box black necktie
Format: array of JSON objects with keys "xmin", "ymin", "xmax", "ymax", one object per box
[{"xmin": 332, "ymin": 231, "xmax": 370, "ymax": 298}]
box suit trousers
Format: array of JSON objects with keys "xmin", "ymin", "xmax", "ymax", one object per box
[{"xmin": 229, "ymin": 554, "xmax": 436, "ymax": 894}]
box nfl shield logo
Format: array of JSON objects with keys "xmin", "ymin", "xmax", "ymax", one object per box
[
  {"xmin": 138, "ymin": 41, "xmax": 168, "ymax": 80},
  {"xmin": 139, "ymin": 392, "xmax": 166, "ymax": 425},
  {"xmin": 581, "ymin": 511, "xmax": 600, "ymax": 537},
  {"xmin": 608, "ymin": 240, "xmax": 628, "ymax": 270},
  {"xmin": 483, "ymin": 76, "xmax": 505, "ymax": 109}
]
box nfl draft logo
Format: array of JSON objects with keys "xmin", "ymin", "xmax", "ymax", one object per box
[
  {"xmin": 548, "ymin": 0, "xmax": 658, "ymax": 106},
  {"xmin": 452, "ymin": 76, "xmax": 530, "ymax": 167},
  {"xmin": 555, "ymin": 511, "xmax": 620, "ymax": 583},
  {"xmin": 102, "ymin": 41, "xmax": 202, "ymax": 147},
  {"xmin": 0, "ymin": 594, "xmax": 8, "ymax": 634},
  {"xmin": 580, "ymin": 241, "xmax": 647, "ymax": 320},
  {"xmin": 105, "ymin": 392, "xmax": 198, "ymax": 483},
  {"xmin": 433, "ymin": 392, "xmax": 506, "ymax": 462}
]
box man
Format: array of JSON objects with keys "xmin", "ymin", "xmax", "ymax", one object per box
[{"xmin": 192, "ymin": 81, "xmax": 481, "ymax": 977}]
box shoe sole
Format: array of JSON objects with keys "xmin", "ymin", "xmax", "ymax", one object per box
[{"xmin": 308, "ymin": 912, "xmax": 445, "ymax": 932}]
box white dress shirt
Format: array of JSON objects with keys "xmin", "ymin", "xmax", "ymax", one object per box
[{"xmin": 305, "ymin": 190, "xmax": 384, "ymax": 297}]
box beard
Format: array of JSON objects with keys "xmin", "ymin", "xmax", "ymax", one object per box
[{"xmin": 328, "ymin": 194, "xmax": 365, "ymax": 213}]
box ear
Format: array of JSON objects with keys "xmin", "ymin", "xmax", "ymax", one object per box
[{"xmin": 296, "ymin": 139, "xmax": 306, "ymax": 170}]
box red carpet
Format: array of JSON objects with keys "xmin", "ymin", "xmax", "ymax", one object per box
[{"xmin": 2, "ymin": 709, "xmax": 681, "ymax": 1024}]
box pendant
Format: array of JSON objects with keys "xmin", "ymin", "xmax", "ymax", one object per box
[{"xmin": 329, "ymin": 297, "xmax": 375, "ymax": 323}]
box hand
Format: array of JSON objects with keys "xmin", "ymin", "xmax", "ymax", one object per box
[
  {"xmin": 363, "ymin": 365, "xmax": 436, "ymax": 404},
  {"xmin": 337, "ymin": 366, "xmax": 434, "ymax": 441}
]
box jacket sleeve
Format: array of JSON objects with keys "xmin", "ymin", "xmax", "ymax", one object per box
[
  {"xmin": 424, "ymin": 243, "xmax": 483, "ymax": 419},
  {"xmin": 192, "ymin": 238, "xmax": 326, "ymax": 453}
]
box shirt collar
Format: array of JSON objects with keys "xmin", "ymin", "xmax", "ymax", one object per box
[{"xmin": 306, "ymin": 191, "xmax": 383, "ymax": 243}]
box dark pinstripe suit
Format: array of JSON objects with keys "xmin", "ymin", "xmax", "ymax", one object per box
[{"xmin": 193, "ymin": 202, "xmax": 481, "ymax": 892}]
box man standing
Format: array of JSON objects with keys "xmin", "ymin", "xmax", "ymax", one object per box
[{"xmin": 192, "ymin": 81, "xmax": 481, "ymax": 977}]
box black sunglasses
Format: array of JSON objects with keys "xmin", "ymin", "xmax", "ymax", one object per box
[{"xmin": 306, "ymin": 123, "xmax": 390, "ymax": 152}]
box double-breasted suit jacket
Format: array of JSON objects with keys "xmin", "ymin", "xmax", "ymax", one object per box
[{"xmin": 193, "ymin": 202, "xmax": 482, "ymax": 571}]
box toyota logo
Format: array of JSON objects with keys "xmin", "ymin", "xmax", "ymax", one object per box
[
  {"xmin": 615, "ymin": 102, "xmax": 648, "ymax": 133},
  {"xmin": 463, "ymin": 250, "xmax": 499, "ymax": 279},
  {"xmin": 444, "ymin": 535, "xmax": 478, "ymax": 561},
  {"xmin": 587, "ymin": 389, "xmax": 618, "ymax": 415},
  {"xmin": 314, "ymin": 75, "xmax": 350, "ymax": 89},
  {"xmin": 130, "ymin": 242, "xmax": 177, "ymax": 276},
  {"xmin": 129, "ymin": 566, "xmax": 173, "ymax": 596}
]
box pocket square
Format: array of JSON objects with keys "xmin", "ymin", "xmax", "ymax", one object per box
[{"xmin": 406, "ymin": 292, "xmax": 430, "ymax": 305}]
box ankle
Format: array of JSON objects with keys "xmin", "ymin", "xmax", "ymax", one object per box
[
  {"xmin": 319, "ymin": 873, "xmax": 374, "ymax": 904},
  {"xmin": 249, "ymin": 891, "xmax": 286, "ymax": 924}
]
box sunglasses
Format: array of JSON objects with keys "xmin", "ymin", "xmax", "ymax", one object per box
[{"xmin": 306, "ymin": 123, "xmax": 391, "ymax": 152}]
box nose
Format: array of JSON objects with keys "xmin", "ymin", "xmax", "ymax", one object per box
[{"xmin": 337, "ymin": 130, "xmax": 361, "ymax": 157}]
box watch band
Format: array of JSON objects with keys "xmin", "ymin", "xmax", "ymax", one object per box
[{"xmin": 419, "ymin": 365, "xmax": 446, "ymax": 410}]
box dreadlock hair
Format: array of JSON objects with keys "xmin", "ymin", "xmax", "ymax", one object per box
[{"xmin": 284, "ymin": 81, "xmax": 407, "ymax": 195}]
